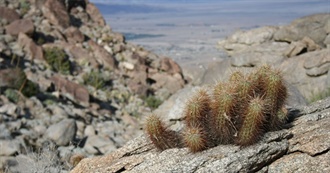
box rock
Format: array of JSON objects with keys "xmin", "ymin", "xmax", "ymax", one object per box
[
  {"xmin": 50, "ymin": 75, "xmax": 90, "ymax": 106},
  {"xmin": 303, "ymin": 48, "xmax": 330, "ymax": 76},
  {"xmin": 5, "ymin": 19, "xmax": 34, "ymax": 36},
  {"xmin": 64, "ymin": 26, "xmax": 85, "ymax": 43},
  {"xmin": 70, "ymin": 97, "xmax": 330, "ymax": 173},
  {"xmin": 88, "ymin": 40, "xmax": 117, "ymax": 70},
  {"xmin": 42, "ymin": 0, "xmax": 70, "ymax": 29},
  {"xmin": 274, "ymin": 14, "xmax": 330, "ymax": 47},
  {"xmin": 230, "ymin": 42, "xmax": 288, "ymax": 67},
  {"xmin": 18, "ymin": 32, "xmax": 44, "ymax": 61},
  {"xmin": 67, "ymin": 45, "xmax": 99, "ymax": 68},
  {"xmin": 83, "ymin": 135, "xmax": 116, "ymax": 155},
  {"xmin": 149, "ymin": 73, "xmax": 185, "ymax": 94},
  {"xmin": 159, "ymin": 57, "xmax": 183, "ymax": 75},
  {"xmin": 284, "ymin": 36, "xmax": 321, "ymax": 57},
  {"xmin": 324, "ymin": 34, "xmax": 330, "ymax": 47},
  {"xmin": 0, "ymin": 139, "xmax": 21, "ymax": 156},
  {"xmin": 0, "ymin": 124, "xmax": 11, "ymax": 139},
  {"xmin": 280, "ymin": 48, "xmax": 330, "ymax": 99},
  {"xmin": 0, "ymin": 7, "xmax": 20, "ymax": 23},
  {"xmin": 218, "ymin": 26, "xmax": 278, "ymax": 55},
  {"xmin": 86, "ymin": 3, "xmax": 105, "ymax": 26},
  {"xmin": 44, "ymin": 119, "xmax": 77, "ymax": 146}
]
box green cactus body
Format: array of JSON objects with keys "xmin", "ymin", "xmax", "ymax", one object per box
[
  {"xmin": 263, "ymin": 69, "xmax": 288, "ymax": 129},
  {"xmin": 184, "ymin": 89, "xmax": 211, "ymax": 128},
  {"xmin": 145, "ymin": 65, "xmax": 289, "ymax": 152},
  {"xmin": 211, "ymin": 82, "xmax": 237, "ymax": 144},
  {"xmin": 145, "ymin": 114, "xmax": 181, "ymax": 151},
  {"xmin": 183, "ymin": 126, "xmax": 207, "ymax": 152},
  {"xmin": 237, "ymin": 97, "xmax": 265, "ymax": 146}
]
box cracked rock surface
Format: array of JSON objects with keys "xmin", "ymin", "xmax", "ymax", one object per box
[{"xmin": 71, "ymin": 98, "xmax": 330, "ymax": 173}]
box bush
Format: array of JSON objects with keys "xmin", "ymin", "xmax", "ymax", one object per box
[
  {"xmin": 82, "ymin": 70, "xmax": 106, "ymax": 90},
  {"xmin": 143, "ymin": 95, "xmax": 163, "ymax": 110},
  {"xmin": 44, "ymin": 47, "xmax": 71, "ymax": 75}
]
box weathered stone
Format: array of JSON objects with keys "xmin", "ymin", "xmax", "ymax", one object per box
[
  {"xmin": 42, "ymin": 0, "xmax": 70, "ymax": 29},
  {"xmin": 86, "ymin": 3, "xmax": 105, "ymax": 26},
  {"xmin": 18, "ymin": 32, "xmax": 44, "ymax": 61},
  {"xmin": 71, "ymin": 97, "xmax": 330, "ymax": 173},
  {"xmin": 44, "ymin": 119, "xmax": 77, "ymax": 146},
  {"xmin": 218, "ymin": 26, "xmax": 278, "ymax": 55},
  {"xmin": 68, "ymin": 45, "xmax": 99, "ymax": 68},
  {"xmin": 64, "ymin": 26, "xmax": 85, "ymax": 43},
  {"xmin": 149, "ymin": 73, "xmax": 185, "ymax": 94},
  {"xmin": 83, "ymin": 135, "xmax": 116, "ymax": 155},
  {"xmin": 5, "ymin": 19, "xmax": 34, "ymax": 36},
  {"xmin": 285, "ymin": 36, "xmax": 321, "ymax": 57},
  {"xmin": 280, "ymin": 48, "xmax": 330, "ymax": 99},
  {"xmin": 50, "ymin": 75, "xmax": 90, "ymax": 105},
  {"xmin": 274, "ymin": 14, "xmax": 330, "ymax": 47},
  {"xmin": 0, "ymin": 139, "xmax": 21, "ymax": 156},
  {"xmin": 159, "ymin": 57, "xmax": 183, "ymax": 75},
  {"xmin": 88, "ymin": 40, "xmax": 116, "ymax": 70},
  {"xmin": 0, "ymin": 7, "xmax": 20, "ymax": 23}
]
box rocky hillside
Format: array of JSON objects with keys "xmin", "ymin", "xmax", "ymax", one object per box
[
  {"xmin": 71, "ymin": 14, "xmax": 330, "ymax": 173},
  {"xmin": 0, "ymin": 0, "xmax": 186, "ymax": 172}
]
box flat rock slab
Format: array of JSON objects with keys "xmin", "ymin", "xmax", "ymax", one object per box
[{"xmin": 71, "ymin": 97, "xmax": 330, "ymax": 173}]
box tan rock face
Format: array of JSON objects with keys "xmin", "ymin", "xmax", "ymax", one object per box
[
  {"xmin": 42, "ymin": 0, "xmax": 70, "ymax": 29},
  {"xmin": 5, "ymin": 19, "xmax": 34, "ymax": 36},
  {"xmin": 88, "ymin": 40, "xmax": 117, "ymax": 70},
  {"xmin": 0, "ymin": 7, "xmax": 20, "ymax": 23},
  {"xmin": 86, "ymin": 3, "xmax": 105, "ymax": 26},
  {"xmin": 18, "ymin": 33, "xmax": 44, "ymax": 61},
  {"xmin": 64, "ymin": 26, "xmax": 85, "ymax": 43},
  {"xmin": 50, "ymin": 75, "xmax": 90, "ymax": 106}
]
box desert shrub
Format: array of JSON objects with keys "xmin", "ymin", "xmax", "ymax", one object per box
[
  {"xmin": 143, "ymin": 95, "xmax": 163, "ymax": 110},
  {"xmin": 82, "ymin": 70, "xmax": 106, "ymax": 90},
  {"xmin": 309, "ymin": 87, "xmax": 330, "ymax": 103},
  {"xmin": 44, "ymin": 47, "xmax": 71, "ymax": 75}
]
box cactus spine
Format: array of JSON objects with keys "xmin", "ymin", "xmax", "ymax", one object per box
[
  {"xmin": 145, "ymin": 65, "xmax": 288, "ymax": 152},
  {"xmin": 145, "ymin": 114, "xmax": 181, "ymax": 151}
]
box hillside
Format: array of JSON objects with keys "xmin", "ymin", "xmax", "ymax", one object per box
[{"xmin": 0, "ymin": 0, "xmax": 186, "ymax": 172}]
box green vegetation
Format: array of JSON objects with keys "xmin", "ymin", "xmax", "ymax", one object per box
[
  {"xmin": 143, "ymin": 95, "xmax": 163, "ymax": 110},
  {"xmin": 4, "ymin": 89, "xmax": 20, "ymax": 103},
  {"xmin": 19, "ymin": 0, "xmax": 30, "ymax": 15},
  {"xmin": 308, "ymin": 87, "xmax": 330, "ymax": 103},
  {"xmin": 82, "ymin": 70, "xmax": 106, "ymax": 90},
  {"xmin": 145, "ymin": 65, "xmax": 289, "ymax": 152},
  {"xmin": 44, "ymin": 47, "xmax": 71, "ymax": 75}
]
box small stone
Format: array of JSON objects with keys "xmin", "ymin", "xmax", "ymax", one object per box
[{"xmin": 44, "ymin": 119, "xmax": 77, "ymax": 146}]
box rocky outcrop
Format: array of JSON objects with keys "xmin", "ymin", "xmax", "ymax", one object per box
[
  {"xmin": 71, "ymin": 95, "xmax": 330, "ymax": 173},
  {"xmin": 215, "ymin": 13, "xmax": 330, "ymax": 100},
  {"xmin": 0, "ymin": 0, "xmax": 186, "ymax": 172}
]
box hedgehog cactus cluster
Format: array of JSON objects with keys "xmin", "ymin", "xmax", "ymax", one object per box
[{"xmin": 145, "ymin": 65, "xmax": 288, "ymax": 152}]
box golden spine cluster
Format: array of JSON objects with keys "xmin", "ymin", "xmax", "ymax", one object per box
[{"xmin": 145, "ymin": 65, "xmax": 288, "ymax": 152}]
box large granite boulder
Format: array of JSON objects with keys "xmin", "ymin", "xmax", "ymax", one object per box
[
  {"xmin": 274, "ymin": 13, "xmax": 330, "ymax": 47},
  {"xmin": 71, "ymin": 97, "xmax": 330, "ymax": 173}
]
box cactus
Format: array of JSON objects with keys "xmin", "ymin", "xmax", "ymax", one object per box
[
  {"xmin": 145, "ymin": 114, "xmax": 181, "ymax": 151},
  {"xmin": 182, "ymin": 126, "xmax": 207, "ymax": 152},
  {"xmin": 145, "ymin": 65, "xmax": 288, "ymax": 152},
  {"xmin": 210, "ymin": 82, "xmax": 237, "ymax": 144},
  {"xmin": 236, "ymin": 97, "xmax": 265, "ymax": 146}
]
